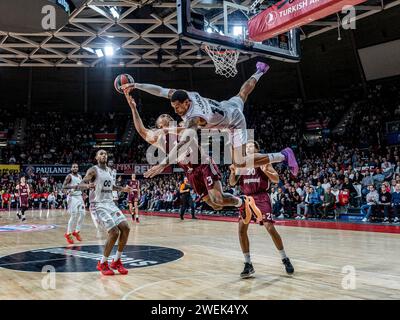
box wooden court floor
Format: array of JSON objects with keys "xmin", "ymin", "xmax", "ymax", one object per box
[{"xmin": 0, "ymin": 209, "xmax": 399, "ymax": 300}]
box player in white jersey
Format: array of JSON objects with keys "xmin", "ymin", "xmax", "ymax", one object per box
[
  {"xmin": 107, "ymin": 160, "xmax": 119, "ymax": 203},
  {"xmin": 62, "ymin": 163, "xmax": 85, "ymax": 244},
  {"xmin": 79, "ymin": 150, "xmax": 133, "ymax": 276},
  {"xmin": 122, "ymin": 62, "xmax": 299, "ymax": 179}
]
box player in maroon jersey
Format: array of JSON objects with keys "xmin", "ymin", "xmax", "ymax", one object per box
[
  {"xmin": 127, "ymin": 174, "xmax": 141, "ymax": 223},
  {"xmin": 16, "ymin": 176, "xmax": 30, "ymax": 222},
  {"xmin": 123, "ymin": 90, "xmax": 255, "ymax": 217},
  {"xmin": 229, "ymin": 140, "xmax": 294, "ymax": 278}
]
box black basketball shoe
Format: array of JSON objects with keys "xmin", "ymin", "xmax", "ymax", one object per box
[
  {"xmin": 16, "ymin": 212, "xmax": 22, "ymax": 220},
  {"xmin": 282, "ymin": 257, "xmax": 294, "ymax": 275},
  {"xmin": 240, "ymin": 263, "xmax": 255, "ymax": 279}
]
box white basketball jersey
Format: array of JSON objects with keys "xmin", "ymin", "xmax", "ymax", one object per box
[
  {"xmin": 181, "ymin": 91, "xmax": 228, "ymax": 129},
  {"xmin": 68, "ymin": 174, "xmax": 82, "ymax": 196},
  {"xmin": 110, "ymin": 168, "xmax": 117, "ymax": 185},
  {"xmin": 91, "ymin": 166, "xmax": 114, "ymax": 204}
]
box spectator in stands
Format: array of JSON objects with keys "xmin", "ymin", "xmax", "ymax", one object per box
[
  {"xmin": 320, "ymin": 187, "xmax": 336, "ymax": 219},
  {"xmin": 361, "ymin": 185, "xmax": 379, "ymax": 222},
  {"xmin": 338, "ymin": 188, "xmax": 350, "ymax": 210},
  {"xmin": 272, "ymin": 187, "xmax": 285, "ymax": 217},
  {"xmin": 391, "ymin": 183, "xmax": 400, "ymax": 224},
  {"xmin": 47, "ymin": 192, "xmax": 57, "ymax": 209},
  {"xmin": 308, "ymin": 186, "xmax": 322, "ymax": 218},
  {"xmin": 379, "ymin": 185, "xmax": 392, "ymax": 223},
  {"xmin": 284, "ymin": 187, "xmax": 301, "ymax": 218},
  {"xmin": 296, "ymin": 187, "xmax": 311, "ymax": 219},
  {"xmin": 373, "ymin": 168, "xmax": 385, "ymax": 190},
  {"xmin": 361, "ymin": 170, "xmax": 374, "ymax": 197}
]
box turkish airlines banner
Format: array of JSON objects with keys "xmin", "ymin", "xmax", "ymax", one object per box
[
  {"xmin": 248, "ymin": 0, "xmax": 366, "ymax": 42},
  {"xmin": 116, "ymin": 164, "xmax": 173, "ymax": 175}
]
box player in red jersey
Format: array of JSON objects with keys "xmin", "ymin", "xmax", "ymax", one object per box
[
  {"xmin": 127, "ymin": 174, "xmax": 140, "ymax": 223},
  {"xmin": 229, "ymin": 140, "xmax": 294, "ymax": 278},
  {"xmin": 16, "ymin": 176, "xmax": 30, "ymax": 222},
  {"xmin": 123, "ymin": 90, "xmax": 255, "ymax": 217}
]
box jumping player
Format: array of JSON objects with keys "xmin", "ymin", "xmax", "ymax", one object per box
[
  {"xmin": 123, "ymin": 92, "xmax": 255, "ymax": 218},
  {"xmin": 16, "ymin": 176, "xmax": 30, "ymax": 222},
  {"xmin": 62, "ymin": 163, "xmax": 85, "ymax": 244},
  {"xmin": 127, "ymin": 174, "xmax": 140, "ymax": 223},
  {"xmin": 229, "ymin": 140, "xmax": 294, "ymax": 278},
  {"xmin": 79, "ymin": 150, "xmax": 132, "ymax": 276},
  {"xmin": 122, "ymin": 62, "xmax": 298, "ymax": 177}
]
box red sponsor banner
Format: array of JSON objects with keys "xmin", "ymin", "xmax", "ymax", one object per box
[
  {"xmin": 116, "ymin": 164, "xmax": 173, "ymax": 175},
  {"xmin": 248, "ymin": 0, "xmax": 366, "ymax": 42}
]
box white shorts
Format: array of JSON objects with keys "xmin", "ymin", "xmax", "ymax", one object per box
[
  {"xmin": 67, "ymin": 196, "xmax": 85, "ymax": 214},
  {"xmin": 221, "ymin": 96, "xmax": 247, "ymax": 148},
  {"xmin": 221, "ymin": 96, "xmax": 245, "ymax": 112},
  {"xmin": 89, "ymin": 202, "xmax": 127, "ymax": 232}
]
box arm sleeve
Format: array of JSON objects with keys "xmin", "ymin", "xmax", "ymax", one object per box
[{"xmin": 135, "ymin": 83, "xmax": 171, "ymax": 98}]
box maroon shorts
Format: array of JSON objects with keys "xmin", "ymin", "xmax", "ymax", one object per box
[
  {"xmin": 19, "ymin": 197, "xmax": 29, "ymax": 208},
  {"xmin": 128, "ymin": 193, "xmax": 139, "ymax": 203},
  {"xmin": 186, "ymin": 163, "xmax": 221, "ymax": 199},
  {"xmin": 240, "ymin": 193, "xmax": 274, "ymax": 224}
]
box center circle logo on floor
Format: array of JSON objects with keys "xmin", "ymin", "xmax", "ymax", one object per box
[
  {"xmin": 0, "ymin": 224, "xmax": 57, "ymax": 233},
  {"xmin": 0, "ymin": 245, "xmax": 184, "ymax": 272}
]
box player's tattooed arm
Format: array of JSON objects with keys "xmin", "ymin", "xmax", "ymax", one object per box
[
  {"xmin": 261, "ymin": 164, "xmax": 279, "ymax": 183},
  {"xmin": 121, "ymin": 83, "xmax": 175, "ymax": 99},
  {"xmin": 77, "ymin": 167, "xmax": 96, "ymax": 190}
]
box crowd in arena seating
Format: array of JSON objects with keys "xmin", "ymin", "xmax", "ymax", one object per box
[{"xmin": 1, "ymin": 79, "xmax": 400, "ymax": 223}]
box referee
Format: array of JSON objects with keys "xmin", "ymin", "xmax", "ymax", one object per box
[{"xmin": 179, "ymin": 177, "xmax": 197, "ymax": 220}]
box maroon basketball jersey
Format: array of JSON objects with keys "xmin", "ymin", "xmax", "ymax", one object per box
[
  {"xmin": 129, "ymin": 180, "xmax": 140, "ymax": 196},
  {"xmin": 238, "ymin": 167, "xmax": 270, "ymax": 195},
  {"xmin": 18, "ymin": 183, "xmax": 29, "ymax": 206}
]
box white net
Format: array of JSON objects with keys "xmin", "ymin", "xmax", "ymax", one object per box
[{"xmin": 204, "ymin": 45, "xmax": 240, "ymax": 78}]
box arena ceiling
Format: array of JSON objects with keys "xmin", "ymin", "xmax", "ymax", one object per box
[{"xmin": 0, "ymin": 0, "xmax": 399, "ymax": 68}]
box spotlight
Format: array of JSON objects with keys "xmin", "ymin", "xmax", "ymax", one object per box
[{"xmin": 104, "ymin": 46, "xmax": 114, "ymax": 56}]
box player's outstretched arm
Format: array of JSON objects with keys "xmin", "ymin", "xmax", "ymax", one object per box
[
  {"xmin": 113, "ymin": 185, "xmax": 133, "ymax": 193},
  {"xmin": 122, "ymin": 83, "xmax": 175, "ymax": 99},
  {"xmin": 261, "ymin": 164, "xmax": 279, "ymax": 184},
  {"xmin": 228, "ymin": 165, "xmax": 240, "ymax": 187},
  {"xmin": 123, "ymin": 91, "xmax": 159, "ymax": 145}
]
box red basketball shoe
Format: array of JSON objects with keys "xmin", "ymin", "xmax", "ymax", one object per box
[
  {"xmin": 97, "ymin": 261, "xmax": 115, "ymax": 276},
  {"xmin": 64, "ymin": 233, "xmax": 74, "ymax": 244},
  {"xmin": 72, "ymin": 231, "xmax": 82, "ymax": 242},
  {"xmin": 110, "ymin": 259, "xmax": 129, "ymax": 275}
]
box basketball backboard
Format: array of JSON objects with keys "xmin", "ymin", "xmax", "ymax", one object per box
[{"xmin": 177, "ymin": 0, "xmax": 301, "ymax": 62}]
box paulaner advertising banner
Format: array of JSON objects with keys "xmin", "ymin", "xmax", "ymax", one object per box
[
  {"xmin": 248, "ymin": 0, "xmax": 366, "ymax": 41},
  {"xmin": 23, "ymin": 165, "xmax": 72, "ymax": 176}
]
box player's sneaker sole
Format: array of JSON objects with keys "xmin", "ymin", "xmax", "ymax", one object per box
[
  {"xmin": 256, "ymin": 61, "xmax": 270, "ymax": 74},
  {"xmin": 281, "ymin": 147, "xmax": 299, "ymax": 176}
]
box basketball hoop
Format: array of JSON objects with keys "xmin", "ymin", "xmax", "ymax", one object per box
[{"xmin": 204, "ymin": 44, "xmax": 240, "ymax": 78}]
